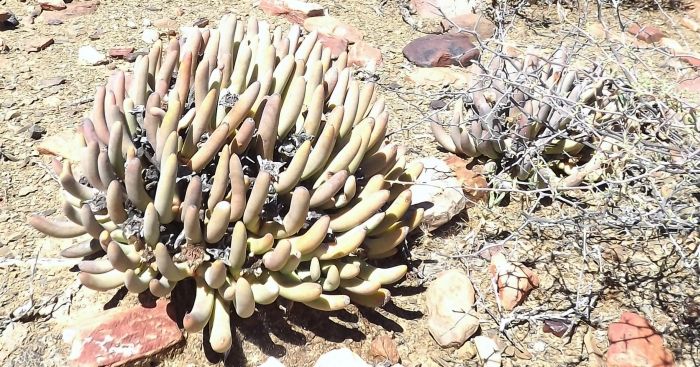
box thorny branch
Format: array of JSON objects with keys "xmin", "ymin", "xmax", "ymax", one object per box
[{"xmin": 396, "ymin": 0, "xmax": 700, "ymax": 357}]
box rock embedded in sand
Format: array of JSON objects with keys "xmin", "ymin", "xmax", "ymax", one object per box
[
  {"xmin": 606, "ymin": 312, "xmax": 675, "ymax": 367},
  {"xmin": 474, "ymin": 335, "xmax": 502, "ymax": 367},
  {"xmin": 403, "ymin": 34, "xmax": 479, "ymax": 67},
  {"xmin": 626, "ymin": 23, "xmax": 664, "ymax": 43},
  {"xmin": 260, "ymin": 0, "xmax": 325, "ymax": 24},
  {"xmin": 64, "ymin": 300, "xmax": 183, "ymax": 366},
  {"xmin": 78, "ymin": 45, "xmax": 108, "ymax": 66},
  {"xmin": 488, "ymin": 252, "xmax": 539, "ymax": 311},
  {"xmin": 348, "ymin": 41, "xmax": 383, "ymax": 71},
  {"xmin": 405, "ymin": 66, "xmax": 474, "ymax": 88},
  {"xmin": 304, "ymin": 16, "xmax": 363, "ymax": 43},
  {"xmin": 425, "ymin": 269, "xmax": 479, "ymax": 347},
  {"xmin": 410, "ymin": 157, "xmax": 467, "ymax": 231},
  {"xmin": 440, "ymin": 13, "xmax": 495, "ymax": 41},
  {"xmin": 39, "ymin": 0, "xmax": 67, "ymax": 11}
]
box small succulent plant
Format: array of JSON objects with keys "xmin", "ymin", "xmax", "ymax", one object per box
[
  {"xmin": 431, "ymin": 49, "xmax": 610, "ymax": 181},
  {"xmin": 29, "ymin": 15, "xmax": 424, "ymax": 352}
]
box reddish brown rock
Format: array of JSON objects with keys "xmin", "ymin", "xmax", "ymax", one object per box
[
  {"xmin": 317, "ymin": 34, "xmax": 348, "ymax": 59},
  {"xmin": 410, "ymin": 0, "xmax": 478, "ymax": 19},
  {"xmin": 25, "ymin": 37, "xmax": 54, "ymax": 53},
  {"xmin": 41, "ymin": 1, "xmax": 99, "ymax": 22},
  {"xmin": 39, "ymin": 0, "xmax": 67, "ymax": 11},
  {"xmin": 66, "ymin": 300, "xmax": 183, "ymax": 367},
  {"xmin": 304, "ymin": 16, "xmax": 363, "ymax": 43},
  {"xmin": 368, "ymin": 334, "xmax": 400, "ymax": 364},
  {"xmin": 403, "ymin": 34, "xmax": 478, "ymax": 67},
  {"xmin": 606, "ymin": 312, "xmax": 675, "ymax": 367},
  {"xmin": 1, "ymin": 9, "xmax": 14, "ymax": 23},
  {"xmin": 679, "ymin": 55, "xmax": 700, "ymax": 69},
  {"xmin": 444, "ymin": 154, "xmax": 487, "ymax": 202},
  {"xmin": 109, "ymin": 47, "xmax": 134, "ymax": 59},
  {"xmin": 679, "ymin": 76, "xmax": 700, "ymax": 93},
  {"xmin": 626, "ymin": 23, "xmax": 664, "ymax": 43},
  {"xmin": 348, "ymin": 41, "xmax": 382, "ymax": 71},
  {"xmin": 260, "ymin": 0, "xmax": 325, "ymax": 24},
  {"xmin": 488, "ymin": 253, "xmax": 539, "ymax": 311},
  {"xmin": 440, "ymin": 13, "xmax": 495, "ymax": 41}
]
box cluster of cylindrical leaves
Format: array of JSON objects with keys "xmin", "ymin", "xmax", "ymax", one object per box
[
  {"xmin": 431, "ymin": 49, "xmax": 609, "ymax": 171},
  {"xmin": 28, "ymin": 14, "xmax": 425, "ymax": 353}
]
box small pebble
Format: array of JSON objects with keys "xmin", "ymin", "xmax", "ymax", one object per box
[
  {"xmin": 18, "ymin": 185, "xmax": 38, "ymax": 196},
  {"xmin": 28, "ymin": 124, "xmax": 46, "ymax": 139},
  {"xmin": 142, "ymin": 28, "xmax": 159, "ymax": 43},
  {"xmin": 193, "ymin": 18, "xmax": 208, "ymax": 27},
  {"xmin": 4, "ymin": 110, "xmax": 20, "ymax": 121},
  {"xmin": 430, "ymin": 99, "xmax": 446, "ymax": 110}
]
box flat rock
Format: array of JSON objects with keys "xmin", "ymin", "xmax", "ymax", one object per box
[
  {"xmin": 474, "ymin": 335, "xmax": 502, "ymax": 367},
  {"xmin": 65, "ymin": 299, "xmax": 183, "ymax": 367},
  {"xmin": 626, "ymin": 23, "xmax": 664, "ymax": 43},
  {"xmin": 679, "ymin": 55, "xmax": 700, "ymax": 70},
  {"xmin": 44, "ymin": 95, "xmax": 62, "ymax": 108},
  {"xmin": 425, "ymin": 269, "xmax": 479, "ymax": 348},
  {"xmin": 368, "ymin": 334, "xmax": 400, "ymax": 364},
  {"xmin": 441, "ymin": 13, "xmax": 495, "ymax": 41},
  {"xmin": 109, "ymin": 46, "xmax": 134, "ymax": 59},
  {"xmin": 314, "ymin": 348, "xmax": 370, "ymax": 367},
  {"xmin": 25, "ymin": 37, "xmax": 54, "ymax": 53},
  {"xmin": 403, "ymin": 34, "xmax": 479, "ymax": 67},
  {"xmin": 40, "ymin": 1, "xmax": 99, "ymax": 22},
  {"xmin": 317, "ymin": 34, "xmax": 348, "ymax": 59},
  {"xmin": 444, "ymin": 154, "xmax": 487, "ymax": 203},
  {"xmin": 39, "ymin": 0, "xmax": 67, "ymax": 11},
  {"xmin": 606, "ymin": 312, "xmax": 675, "ymax": 367},
  {"xmin": 152, "ymin": 17, "xmax": 177, "ymax": 31},
  {"xmin": 348, "ymin": 41, "xmax": 383, "ymax": 71},
  {"xmin": 37, "ymin": 77, "xmax": 66, "ymax": 89},
  {"xmin": 410, "ymin": 157, "xmax": 467, "ymax": 231},
  {"xmin": 304, "ymin": 16, "xmax": 363, "ymax": 43},
  {"xmin": 78, "ymin": 45, "xmax": 108, "ymax": 65},
  {"xmin": 36, "ymin": 131, "xmax": 84, "ymax": 162},
  {"xmin": 410, "ymin": 0, "xmax": 479, "ymax": 19},
  {"xmin": 260, "ymin": 0, "xmax": 325, "ymax": 24},
  {"xmin": 405, "ymin": 66, "xmax": 474, "ymax": 88}
]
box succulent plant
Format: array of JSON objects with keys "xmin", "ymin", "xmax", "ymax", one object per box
[
  {"xmin": 28, "ymin": 15, "xmax": 424, "ymax": 352},
  {"xmin": 431, "ymin": 49, "xmax": 611, "ymax": 182}
]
